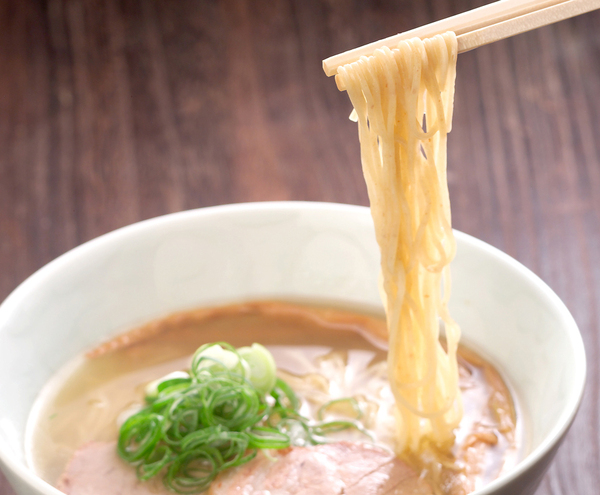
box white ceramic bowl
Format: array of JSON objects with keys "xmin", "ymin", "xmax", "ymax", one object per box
[{"xmin": 0, "ymin": 202, "xmax": 586, "ymax": 495}]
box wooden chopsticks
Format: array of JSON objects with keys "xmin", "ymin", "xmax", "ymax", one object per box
[{"xmin": 323, "ymin": 0, "xmax": 600, "ymax": 80}]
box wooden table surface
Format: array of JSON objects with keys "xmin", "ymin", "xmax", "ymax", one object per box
[{"xmin": 1, "ymin": 0, "xmax": 599, "ymax": 493}]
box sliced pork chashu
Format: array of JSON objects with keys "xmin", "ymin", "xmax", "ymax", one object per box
[{"xmin": 57, "ymin": 440, "xmax": 431, "ymax": 495}]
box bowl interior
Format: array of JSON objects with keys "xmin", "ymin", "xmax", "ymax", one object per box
[{"xmin": 0, "ymin": 202, "xmax": 586, "ymax": 494}]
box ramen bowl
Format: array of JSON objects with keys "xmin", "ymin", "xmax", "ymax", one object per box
[{"xmin": 0, "ymin": 202, "xmax": 586, "ymax": 495}]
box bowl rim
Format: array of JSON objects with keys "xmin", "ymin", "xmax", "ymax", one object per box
[{"xmin": 0, "ymin": 201, "xmax": 587, "ymax": 495}]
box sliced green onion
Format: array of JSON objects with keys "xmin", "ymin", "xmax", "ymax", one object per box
[
  {"xmin": 246, "ymin": 426, "xmax": 291, "ymax": 450},
  {"xmin": 312, "ymin": 420, "xmax": 375, "ymax": 442},
  {"xmin": 165, "ymin": 449, "xmax": 219, "ymax": 494},
  {"xmin": 117, "ymin": 341, "xmax": 374, "ymax": 494},
  {"xmin": 146, "ymin": 372, "xmax": 191, "ymax": 402},
  {"xmin": 237, "ymin": 343, "xmax": 277, "ymax": 395},
  {"xmin": 190, "ymin": 343, "xmax": 249, "ymax": 379},
  {"xmin": 118, "ymin": 412, "xmax": 164, "ymax": 462},
  {"xmin": 317, "ymin": 397, "xmax": 363, "ymax": 421},
  {"xmin": 272, "ymin": 377, "xmax": 300, "ymax": 411},
  {"xmin": 137, "ymin": 444, "xmax": 173, "ymax": 480}
]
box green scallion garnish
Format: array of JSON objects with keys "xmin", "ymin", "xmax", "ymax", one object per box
[{"xmin": 117, "ymin": 342, "xmax": 372, "ymax": 493}]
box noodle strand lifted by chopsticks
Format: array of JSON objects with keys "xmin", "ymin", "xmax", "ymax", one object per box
[{"xmin": 337, "ymin": 32, "xmax": 462, "ymax": 454}]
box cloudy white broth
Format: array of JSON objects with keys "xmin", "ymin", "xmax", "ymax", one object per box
[{"xmin": 26, "ymin": 301, "xmax": 522, "ymax": 494}]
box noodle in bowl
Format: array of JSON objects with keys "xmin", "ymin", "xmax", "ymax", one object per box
[{"xmin": 0, "ymin": 202, "xmax": 586, "ymax": 495}]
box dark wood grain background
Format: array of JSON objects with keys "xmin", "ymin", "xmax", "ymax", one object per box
[{"xmin": 1, "ymin": 0, "xmax": 599, "ymax": 493}]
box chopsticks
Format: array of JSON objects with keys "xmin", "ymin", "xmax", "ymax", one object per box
[{"xmin": 323, "ymin": 0, "xmax": 600, "ymax": 81}]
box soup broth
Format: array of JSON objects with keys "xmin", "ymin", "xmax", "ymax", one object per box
[{"xmin": 27, "ymin": 301, "xmax": 521, "ymax": 494}]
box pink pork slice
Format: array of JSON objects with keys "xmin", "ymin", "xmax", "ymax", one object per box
[
  {"xmin": 57, "ymin": 441, "xmax": 432, "ymax": 495},
  {"xmin": 208, "ymin": 441, "xmax": 432, "ymax": 495},
  {"xmin": 57, "ymin": 441, "xmax": 166, "ymax": 495}
]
